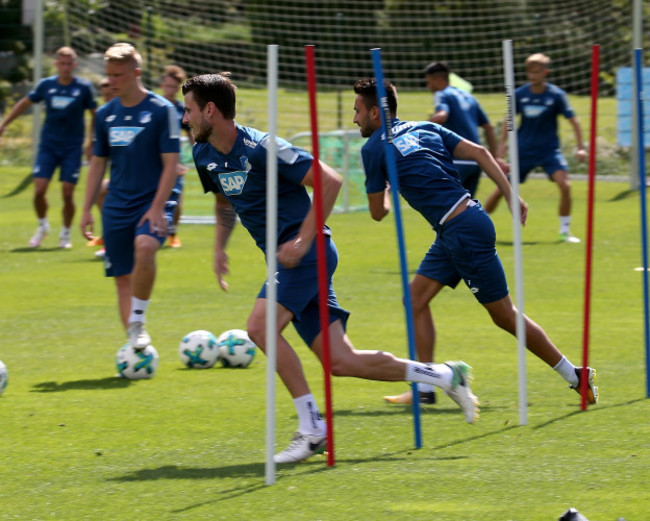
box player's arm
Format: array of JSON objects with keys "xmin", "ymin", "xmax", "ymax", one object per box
[
  {"xmin": 568, "ymin": 116, "xmax": 587, "ymax": 163},
  {"xmin": 0, "ymin": 96, "xmax": 33, "ymax": 140},
  {"xmin": 481, "ymin": 121, "xmax": 509, "ymax": 174},
  {"xmin": 138, "ymin": 152, "xmax": 179, "ymax": 235},
  {"xmin": 276, "ymin": 160, "xmax": 342, "ymax": 268},
  {"xmin": 367, "ymin": 186, "xmax": 391, "ymax": 221},
  {"xmin": 84, "ymin": 108, "xmax": 97, "ymax": 161},
  {"xmin": 80, "ymin": 155, "xmax": 108, "ymax": 239},
  {"xmin": 453, "ymin": 139, "xmax": 527, "ymax": 225},
  {"xmin": 429, "ymin": 109, "xmax": 448, "ymax": 124},
  {"xmin": 214, "ymin": 193, "xmax": 236, "ymax": 291}
]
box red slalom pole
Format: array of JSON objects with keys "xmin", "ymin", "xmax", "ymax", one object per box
[
  {"xmin": 305, "ymin": 45, "xmax": 334, "ymax": 465},
  {"xmin": 581, "ymin": 44, "xmax": 599, "ymax": 410}
]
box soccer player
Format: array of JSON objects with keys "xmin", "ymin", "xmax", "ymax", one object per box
[
  {"xmin": 423, "ymin": 61, "xmax": 505, "ymax": 198},
  {"xmin": 159, "ymin": 64, "xmax": 194, "ymax": 248},
  {"xmin": 352, "ymin": 77, "xmax": 598, "ymax": 408},
  {"xmin": 0, "ymin": 46, "xmax": 97, "ymax": 249},
  {"xmin": 483, "ymin": 53, "xmax": 586, "ymax": 243},
  {"xmin": 182, "ymin": 73, "xmax": 479, "ymax": 464},
  {"xmin": 80, "ymin": 43, "xmax": 180, "ymax": 351}
]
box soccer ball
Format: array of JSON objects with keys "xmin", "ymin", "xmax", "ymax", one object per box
[
  {"xmin": 178, "ymin": 330, "xmax": 220, "ymax": 369},
  {"xmin": 115, "ymin": 343, "xmax": 159, "ymax": 379},
  {"xmin": 0, "ymin": 360, "xmax": 7, "ymax": 396},
  {"xmin": 217, "ymin": 329, "xmax": 257, "ymax": 368}
]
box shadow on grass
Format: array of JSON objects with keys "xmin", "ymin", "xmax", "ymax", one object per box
[
  {"xmin": 609, "ymin": 189, "xmax": 638, "ymax": 202},
  {"xmin": 496, "ymin": 239, "xmax": 540, "ymax": 246},
  {"xmin": 31, "ymin": 377, "xmax": 133, "ymax": 392},
  {"xmin": 11, "ymin": 247, "xmax": 68, "ymax": 253},
  {"xmin": 532, "ymin": 397, "xmax": 646, "ymax": 430}
]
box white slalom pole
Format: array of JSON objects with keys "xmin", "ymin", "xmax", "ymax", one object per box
[
  {"xmin": 265, "ymin": 44, "xmax": 279, "ymax": 486},
  {"xmin": 503, "ymin": 40, "xmax": 527, "ymax": 425}
]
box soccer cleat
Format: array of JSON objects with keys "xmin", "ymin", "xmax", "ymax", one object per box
[
  {"xmin": 444, "ymin": 361, "xmax": 479, "ymax": 424},
  {"xmin": 86, "ymin": 236, "xmax": 104, "ymax": 247},
  {"xmin": 28, "ymin": 224, "xmax": 50, "ymax": 248},
  {"xmin": 273, "ymin": 431, "xmax": 327, "ymax": 464},
  {"xmin": 560, "ymin": 232, "xmax": 581, "ymax": 243},
  {"xmin": 127, "ymin": 321, "xmax": 151, "ymax": 351},
  {"xmin": 168, "ymin": 235, "xmax": 182, "ymax": 248},
  {"xmin": 94, "ymin": 247, "xmax": 106, "ymax": 259},
  {"xmin": 58, "ymin": 232, "xmax": 72, "ymax": 249},
  {"xmin": 383, "ymin": 389, "xmax": 437, "ymax": 405},
  {"xmin": 570, "ymin": 367, "xmax": 598, "ymax": 404}
]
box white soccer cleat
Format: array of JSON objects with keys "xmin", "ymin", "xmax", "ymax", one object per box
[
  {"xmin": 273, "ymin": 431, "xmax": 327, "ymax": 463},
  {"xmin": 559, "ymin": 232, "xmax": 581, "ymax": 243},
  {"xmin": 444, "ymin": 361, "xmax": 479, "ymax": 424},
  {"xmin": 58, "ymin": 231, "xmax": 72, "ymax": 249},
  {"xmin": 29, "ymin": 224, "xmax": 50, "ymax": 248},
  {"xmin": 127, "ymin": 321, "xmax": 151, "ymax": 351}
]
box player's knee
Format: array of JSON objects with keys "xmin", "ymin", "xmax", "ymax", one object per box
[{"xmin": 246, "ymin": 316, "xmax": 265, "ymax": 349}]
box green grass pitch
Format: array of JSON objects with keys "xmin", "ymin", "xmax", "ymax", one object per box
[{"xmin": 0, "ymin": 166, "xmax": 649, "ymax": 520}]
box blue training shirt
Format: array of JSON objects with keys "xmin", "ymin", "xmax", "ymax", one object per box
[
  {"xmin": 361, "ymin": 119, "xmax": 469, "ymax": 231},
  {"xmin": 94, "ymin": 91, "xmax": 180, "ymax": 209},
  {"xmin": 515, "ymin": 82, "xmax": 575, "ymax": 158},
  {"xmin": 192, "ymin": 124, "xmax": 320, "ymax": 253},
  {"xmin": 434, "ymin": 85, "xmax": 488, "ymax": 145},
  {"xmin": 28, "ymin": 75, "xmax": 97, "ymax": 147}
]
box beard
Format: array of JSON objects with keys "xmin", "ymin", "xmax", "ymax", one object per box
[{"xmin": 192, "ymin": 119, "xmax": 213, "ymax": 143}]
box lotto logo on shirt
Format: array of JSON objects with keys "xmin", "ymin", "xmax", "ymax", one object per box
[
  {"xmin": 109, "ymin": 127, "xmax": 145, "ymax": 146},
  {"xmin": 51, "ymin": 96, "xmax": 74, "ymax": 110},
  {"xmin": 218, "ymin": 171, "xmax": 248, "ymax": 195}
]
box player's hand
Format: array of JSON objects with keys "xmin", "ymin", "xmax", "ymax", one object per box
[
  {"xmin": 496, "ymin": 157, "xmax": 510, "ymax": 175},
  {"xmin": 215, "ymin": 250, "xmax": 229, "ymax": 292},
  {"xmin": 277, "ymin": 236, "xmax": 310, "ymax": 268},
  {"xmin": 80, "ymin": 210, "xmax": 95, "ymax": 240},
  {"xmin": 519, "ymin": 197, "xmax": 528, "ymax": 226},
  {"xmin": 576, "ymin": 148, "xmax": 587, "ymax": 163},
  {"xmin": 139, "ymin": 208, "xmax": 167, "ymax": 237}
]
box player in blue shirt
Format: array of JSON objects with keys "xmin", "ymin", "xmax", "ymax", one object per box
[
  {"xmin": 80, "ymin": 43, "xmax": 180, "ymax": 353},
  {"xmin": 0, "ymin": 47, "xmax": 97, "ymax": 249},
  {"xmin": 182, "ymin": 73, "xmax": 480, "ymax": 464},
  {"xmin": 483, "ymin": 53, "xmax": 586, "ymax": 243},
  {"xmin": 422, "ymin": 61, "xmax": 505, "ymax": 199},
  {"xmin": 159, "ymin": 64, "xmax": 194, "ymax": 248},
  {"xmin": 352, "ymin": 77, "xmax": 597, "ymax": 407}
]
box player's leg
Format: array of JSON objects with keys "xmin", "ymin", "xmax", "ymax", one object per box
[
  {"xmin": 29, "ymin": 144, "xmax": 56, "ymax": 246},
  {"xmin": 247, "ymin": 298, "xmax": 328, "ymax": 463},
  {"xmin": 550, "ymin": 168, "xmax": 579, "ymax": 243},
  {"xmin": 482, "ymin": 185, "xmax": 502, "ymax": 213},
  {"xmin": 114, "ymin": 273, "xmax": 132, "ymax": 330},
  {"xmin": 167, "ymin": 168, "xmax": 185, "ymax": 248},
  {"xmin": 58, "ymin": 181, "xmax": 75, "ymax": 248}
]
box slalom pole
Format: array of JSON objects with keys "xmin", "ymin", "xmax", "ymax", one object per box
[
  {"xmin": 371, "ymin": 48, "xmax": 422, "ymax": 449},
  {"xmin": 502, "ymin": 40, "xmax": 527, "ymax": 425},
  {"xmin": 581, "ymin": 44, "xmax": 600, "ymax": 410},
  {"xmin": 265, "ymin": 44, "xmax": 279, "ymax": 486},
  {"xmin": 634, "ymin": 48, "xmax": 650, "ymax": 398},
  {"xmin": 305, "ymin": 45, "xmax": 335, "ymax": 466}
]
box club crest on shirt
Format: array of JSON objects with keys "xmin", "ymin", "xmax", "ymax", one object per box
[
  {"xmin": 139, "ymin": 111, "xmax": 152, "ymax": 124},
  {"xmin": 109, "ymin": 127, "xmax": 145, "ymax": 146}
]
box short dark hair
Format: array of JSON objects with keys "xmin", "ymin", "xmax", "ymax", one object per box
[
  {"xmin": 181, "ymin": 72, "xmax": 237, "ymax": 120},
  {"xmin": 353, "ymin": 78, "xmax": 398, "ymax": 116},
  {"xmin": 162, "ymin": 64, "xmax": 187, "ymax": 85},
  {"xmin": 423, "ymin": 61, "xmax": 450, "ymax": 77}
]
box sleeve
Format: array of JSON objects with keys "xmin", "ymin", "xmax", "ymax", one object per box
[
  {"xmin": 158, "ymin": 104, "xmax": 181, "ymax": 154},
  {"xmin": 193, "ymin": 146, "xmax": 221, "ymax": 195},
  {"xmin": 361, "ymin": 140, "xmax": 387, "ymax": 194},
  {"xmin": 84, "ymin": 82, "xmax": 98, "ymax": 110},
  {"xmin": 436, "ymin": 124, "xmax": 464, "ymax": 152},
  {"xmin": 557, "ymin": 89, "xmax": 576, "ymax": 119},
  {"xmin": 93, "ymin": 108, "xmax": 109, "ymax": 157},
  {"xmin": 434, "ymin": 91, "xmax": 449, "ymax": 113},
  {"xmin": 475, "ymin": 101, "xmax": 489, "ymax": 127},
  {"xmin": 27, "ymin": 79, "xmax": 46, "ymax": 103},
  {"xmin": 256, "ymin": 134, "xmax": 313, "ymax": 186}
]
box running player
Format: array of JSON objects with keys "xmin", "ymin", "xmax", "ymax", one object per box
[
  {"xmin": 0, "ymin": 46, "xmax": 97, "ymax": 248},
  {"xmin": 80, "ymin": 43, "xmax": 180, "ymax": 352},
  {"xmin": 182, "ymin": 72, "xmax": 479, "ymax": 464}
]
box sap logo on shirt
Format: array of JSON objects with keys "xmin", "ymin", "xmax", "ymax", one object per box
[
  {"xmin": 51, "ymin": 96, "xmax": 74, "ymax": 110},
  {"xmin": 218, "ymin": 171, "xmax": 247, "ymax": 195},
  {"xmin": 109, "ymin": 127, "xmax": 145, "ymax": 146},
  {"xmin": 393, "ymin": 133, "xmax": 420, "ymax": 156},
  {"xmin": 522, "ymin": 105, "xmax": 547, "ymax": 118}
]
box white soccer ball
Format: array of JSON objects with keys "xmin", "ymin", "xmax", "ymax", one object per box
[
  {"xmin": 115, "ymin": 343, "xmax": 159, "ymax": 379},
  {"xmin": 0, "ymin": 360, "xmax": 8, "ymax": 396},
  {"xmin": 217, "ymin": 329, "xmax": 257, "ymax": 368},
  {"xmin": 178, "ymin": 330, "xmax": 220, "ymax": 369}
]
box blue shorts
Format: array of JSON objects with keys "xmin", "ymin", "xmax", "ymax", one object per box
[
  {"xmin": 33, "ymin": 141, "xmax": 82, "ymax": 184},
  {"xmin": 258, "ymin": 236, "xmax": 350, "ymax": 347},
  {"xmin": 416, "ymin": 202, "xmax": 508, "ymax": 304},
  {"xmin": 453, "ymin": 161, "xmax": 481, "ymax": 197},
  {"xmin": 517, "ymin": 149, "xmax": 568, "ymax": 183},
  {"xmin": 101, "ymin": 200, "xmax": 175, "ymax": 277}
]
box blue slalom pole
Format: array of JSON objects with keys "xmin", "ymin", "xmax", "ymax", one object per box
[
  {"xmin": 634, "ymin": 48, "xmax": 650, "ymax": 398},
  {"xmin": 371, "ymin": 48, "xmax": 422, "ymax": 448}
]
